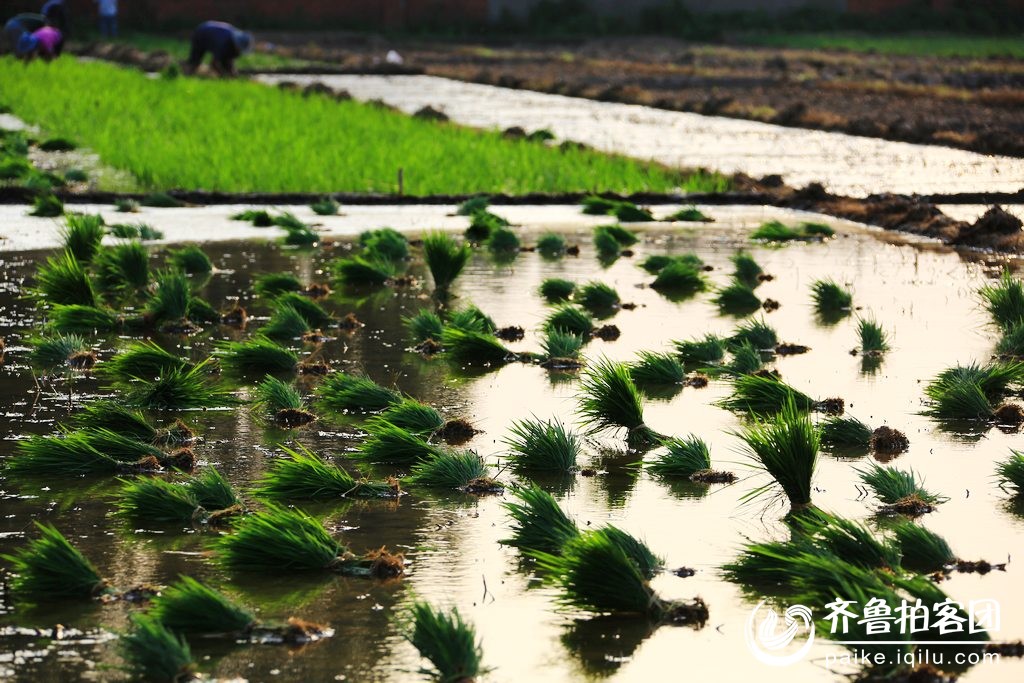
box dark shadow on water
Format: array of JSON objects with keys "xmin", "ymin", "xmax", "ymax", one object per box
[{"xmin": 561, "ymin": 616, "xmax": 656, "ymax": 678}]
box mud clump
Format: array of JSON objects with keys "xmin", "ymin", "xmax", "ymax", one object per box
[
  {"xmin": 414, "ymin": 105, "xmax": 449, "ymax": 122},
  {"xmin": 338, "ymin": 313, "xmax": 363, "ymax": 331},
  {"xmin": 495, "ymin": 325, "xmax": 525, "ymax": 342},
  {"xmin": 436, "ymin": 419, "xmax": 479, "ymax": 445},
  {"xmin": 220, "ymin": 306, "xmax": 248, "ymax": 327},
  {"xmin": 690, "ymin": 469, "xmax": 738, "ymax": 484},
  {"xmin": 366, "ymin": 547, "xmax": 405, "ymax": 579},
  {"xmin": 274, "ymin": 408, "xmax": 317, "ymax": 429},
  {"xmin": 302, "ymin": 330, "xmax": 333, "ymax": 344},
  {"xmin": 304, "ymin": 283, "xmax": 332, "ymax": 298},
  {"xmin": 986, "ymin": 642, "xmax": 1024, "ymax": 657},
  {"xmin": 565, "ymin": 244, "xmax": 581, "ymax": 256},
  {"xmin": 68, "ymin": 350, "xmax": 98, "ymax": 370},
  {"xmin": 952, "ymin": 206, "xmax": 1023, "ymax": 250},
  {"xmin": 665, "ymin": 597, "xmax": 709, "ymax": 626},
  {"xmin": 815, "ymin": 398, "xmax": 845, "ymax": 416},
  {"xmin": 413, "ymin": 338, "xmax": 443, "ymax": 355},
  {"xmin": 463, "ymin": 477, "xmax": 504, "ymax": 494},
  {"xmin": 154, "ymin": 419, "xmax": 195, "ymax": 446},
  {"xmin": 540, "ymin": 357, "xmax": 584, "ymax": 370},
  {"xmin": 298, "ymin": 360, "xmax": 330, "ymax": 375},
  {"xmin": 955, "ymin": 559, "xmax": 1006, "ymax": 575},
  {"xmin": 592, "ymin": 325, "xmax": 620, "ymax": 341},
  {"xmin": 994, "ymin": 402, "xmax": 1024, "ymax": 427},
  {"xmin": 762, "ymin": 298, "xmax": 781, "ymax": 312},
  {"xmin": 673, "ymin": 566, "xmax": 696, "ymax": 578},
  {"xmin": 502, "ymin": 126, "xmax": 527, "ymax": 140},
  {"xmin": 118, "ymin": 455, "xmax": 161, "ymax": 473},
  {"xmin": 161, "ymin": 448, "xmax": 196, "ymax": 472},
  {"xmin": 882, "ymin": 494, "xmax": 936, "ymax": 517},
  {"xmin": 775, "ymin": 343, "xmax": 810, "ymax": 356},
  {"xmin": 685, "ymin": 373, "xmax": 710, "ymax": 388},
  {"xmin": 280, "ymin": 617, "xmax": 331, "ymax": 645},
  {"xmin": 870, "ymin": 426, "xmax": 909, "ymax": 455}
]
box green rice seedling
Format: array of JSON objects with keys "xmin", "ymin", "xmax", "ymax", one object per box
[
  {"xmin": 72, "ymin": 401, "xmax": 162, "ymax": 443},
  {"xmin": 114, "ymin": 477, "xmax": 202, "ymax": 523},
  {"xmin": 791, "ymin": 511, "xmax": 901, "ymax": 570},
  {"xmin": 150, "ymin": 576, "xmax": 256, "ymax": 635},
  {"xmin": 595, "ymin": 526, "xmax": 663, "ymax": 578},
  {"xmin": 169, "ymin": 245, "xmax": 213, "ymax": 275},
  {"xmin": 727, "ymin": 341, "xmax": 764, "ymax": 375},
  {"xmin": 311, "ymin": 197, "xmax": 340, "ymax": 216},
  {"xmin": 253, "ymin": 375, "xmax": 303, "ymax": 412},
  {"xmin": 577, "ymin": 281, "xmax": 620, "ymax": 312},
  {"xmin": 996, "ymin": 450, "xmax": 1024, "ymax": 496},
  {"xmin": 819, "ymin": 415, "xmax": 873, "ymax": 449},
  {"xmin": 932, "ymin": 361, "xmax": 1024, "ymax": 398},
  {"xmin": 602, "ymin": 224, "xmax": 639, "ymax": 245},
  {"xmin": 996, "ymin": 321, "xmax": 1024, "ymax": 358},
  {"xmin": 188, "ymin": 467, "xmax": 240, "ymax": 510},
  {"xmin": 138, "ymin": 224, "xmax": 164, "ymax": 240},
  {"xmin": 423, "ymin": 232, "xmax": 471, "ymax": 292},
  {"xmin": 354, "ymin": 422, "xmax": 443, "ymax": 466},
  {"xmin": 213, "ymin": 504, "xmax": 339, "ymax": 571},
  {"xmin": 630, "ymin": 351, "xmax": 684, "ymax": 385},
  {"xmin": 441, "ymin": 328, "xmax": 514, "ymax": 365},
  {"xmin": 144, "ymin": 270, "xmax": 191, "ymax": 324},
  {"xmin": 108, "ymin": 223, "xmax": 141, "ymax": 239},
  {"xmin": 891, "ymin": 521, "xmax": 955, "ymax": 573},
  {"xmin": 262, "ymin": 303, "xmax": 311, "ymax": 341},
  {"xmin": 526, "ymin": 128, "xmax": 555, "ymax": 142},
  {"xmin": 142, "ymin": 192, "xmax": 184, "ymax": 208},
  {"xmin": 6, "ymin": 432, "xmax": 118, "ymax": 475},
  {"xmin": 1, "ymin": 523, "xmax": 107, "ymax": 599},
  {"xmin": 592, "ymin": 226, "xmax": 622, "ymax": 258},
  {"xmin": 721, "ymin": 537, "xmax": 819, "ymax": 588},
  {"xmin": 115, "ymin": 198, "xmax": 140, "ymax": 213},
  {"xmin": 751, "ymin": 220, "xmax": 801, "ymax": 241},
  {"xmin": 125, "ymin": 360, "xmax": 236, "ymax": 410},
  {"xmin": 360, "ymin": 227, "xmax": 410, "ymax": 264},
  {"xmin": 504, "ymin": 417, "xmax": 580, "ymax": 472},
  {"xmin": 0, "ymin": 155, "xmax": 30, "ymax": 179},
  {"xmin": 216, "ymin": 338, "xmax": 298, "ymax": 375},
  {"xmin": 858, "ymin": 317, "xmax": 890, "ymax": 354},
  {"xmin": 100, "ymin": 340, "xmax": 187, "ymax": 382},
  {"xmin": 30, "ymin": 193, "xmax": 63, "ymax": 217},
  {"xmin": 857, "ymin": 463, "xmax": 946, "ymax": 512},
  {"xmin": 315, "ymin": 372, "xmax": 402, "ymax": 413},
  {"xmin": 30, "ymin": 333, "xmax": 91, "ymax": 369},
  {"xmin": 539, "ymin": 278, "xmax": 576, "ymax": 303},
  {"xmin": 736, "ymin": 401, "xmax": 819, "ymax": 508},
  {"xmin": 651, "ymin": 261, "xmax": 707, "ymax": 296},
  {"xmin": 32, "ymin": 250, "xmax": 97, "ymax": 306},
  {"xmin": 501, "ymin": 484, "xmax": 579, "ymax": 553},
  {"xmin": 612, "ymin": 204, "xmax": 653, "ymax": 223},
  {"xmin": 544, "ymin": 305, "xmax": 594, "ymax": 337},
  {"xmin": 578, "ymin": 358, "xmax": 660, "ymax": 445},
  {"xmin": 447, "ymin": 305, "xmax": 496, "ymax": 334},
  {"xmin": 253, "ymin": 272, "xmax": 303, "ymax": 298},
  {"xmin": 463, "ymin": 211, "xmax": 499, "ymax": 242},
  {"xmin": 275, "ymin": 292, "xmax": 331, "ymax": 328},
  {"xmin": 457, "ymin": 196, "xmax": 490, "ymax": 215},
  {"xmin": 334, "ymin": 255, "xmax": 397, "ymax": 286},
  {"xmin": 120, "ymin": 613, "xmax": 196, "ymax": 683},
  {"xmin": 713, "ymin": 280, "xmax": 761, "ymax": 315},
  {"xmin": 801, "ymin": 222, "xmax": 835, "ymax": 237},
  {"xmin": 486, "ymin": 226, "xmax": 521, "ymax": 254},
  {"xmin": 639, "ymin": 254, "xmax": 674, "ymax": 274},
  {"xmin": 665, "ymin": 207, "xmax": 712, "ymax": 222},
  {"xmin": 980, "ymin": 271, "xmax": 1024, "ymax": 331},
  {"xmin": 186, "ymin": 297, "xmax": 218, "ymax": 325},
  {"xmin": 47, "ymin": 304, "xmax": 121, "ymax": 334},
  {"xmin": 372, "ymin": 399, "xmax": 444, "ymax": 435},
  {"xmin": 674, "ymin": 334, "xmax": 727, "ymax": 364},
  {"xmin": 407, "ymin": 602, "xmax": 486, "ymax": 683},
  {"xmin": 279, "ymin": 221, "xmax": 319, "ymax": 246},
  {"xmin": 719, "ymin": 375, "xmax": 815, "ymax": 414},
  {"xmin": 232, "ymin": 209, "xmax": 274, "ymax": 226},
  {"xmin": 533, "ymin": 532, "xmax": 703, "ymax": 622},
  {"xmin": 729, "ymin": 319, "xmax": 778, "ymax": 350},
  {"xmin": 407, "ymin": 451, "xmax": 498, "ymax": 491},
  {"xmin": 79, "ymin": 428, "xmax": 165, "ymax": 464},
  {"xmin": 93, "ymin": 241, "xmax": 150, "ymax": 297},
  {"xmin": 731, "ymin": 252, "xmax": 764, "ymax": 287},
  {"xmin": 811, "ymin": 279, "xmax": 853, "ymax": 313},
  {"xmin": 922, "ymin": 376, "xmax": 994, "ymax": 420},
  {"xmin": 254, "ymin": 444, "xmax": 396, "ymax": 500},
  {"xmin": 581, "ymin": 196, "xmax": 619, "ymax": 215},
  {"xmin": 536, "ymin": 232, "xmax": 567, "ymax": 257},
  {"xmin": 61, "ymin": 213, "xmax": 106, "ymax": 263},
  {"xmin": 646, "ymin": 435, "xmax": 712, "ymax": 478},
  {"xmin": 404, "ymin": 308, "xmax": 444, "ymax": 343},
  {"xmin": 541, "ymin": 330, "xmax": 584, "ymax": 360}
]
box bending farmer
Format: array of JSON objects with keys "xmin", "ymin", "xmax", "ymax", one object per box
[
  {"xmin": 1, "ymin": 13, "xmax": 47, "ymax": 53},
  {"xmin": 184, "ymin": 21, "xmax": 253, "ymax": 77},
  {"xmin": 16, "ymin": 25, "xmax": 64, "ymax": 61}
]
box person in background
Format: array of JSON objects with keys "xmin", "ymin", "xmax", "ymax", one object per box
[
  {"xmin": 16, "ymin": 25, "xmax": 63, "ymax": 61},
  {"xmin": 2, "ymin": 12, "xmax": 47, "ymax": 53},
  {"xmin": 95, "ymin": 0, "xmax": 117, "ymax": 38},
  {"xmin": 183, "ymin": 21, "xmax": 253, "ymax": 77},
  {"xmin": 41, "ymin": 0, "xmax": 68, "ymax": 36}
]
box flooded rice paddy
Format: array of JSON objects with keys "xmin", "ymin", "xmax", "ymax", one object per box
[
  {"xmin": 1, "ymin": 206, "xmax": 1024, "ymax": 682},
  {"xmin": 256, "ymin": 74, "xmax": 1024, "ymax": 198}
]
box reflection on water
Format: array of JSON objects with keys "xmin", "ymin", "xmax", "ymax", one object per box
[{"xmin": 1, "ymin": 209, "xmax": 1024, "ymax": 681}]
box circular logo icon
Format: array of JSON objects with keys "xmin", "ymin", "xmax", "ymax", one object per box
[{"xmin": 745, "ymin": 601, "xmax": 816, "ymax": 666}]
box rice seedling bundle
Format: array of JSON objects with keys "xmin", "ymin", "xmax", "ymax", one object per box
[
  {"xmin": 731, "ymin": 252, "xmax": 764, "ymax": 287},
  {"xmin": 536, "ymin": 233, "xmax": 567, "ymax": 257},
  {"xmin": 214, "ymin": 505, "xmax": 341, "ymax": 572},
  {"xmin": 124, "ymin": 360, "xmax": 236, "ymax": 410},
  {"xmin": 612, "ymin": 204, "xmax": 653, "ymax": 222},
  {"xmin": 360, "ymin": 228, "xmax": 410, "ymax": 264},
  {"xmin": 736, "ymin": 402, "xmax": 819, "ymax": 508},
  {"xmin": 274, "ymin": 292, "xmax": 331, "ymax": 328},
  {"xmin": 857, "ymin": 463, "xmax": 947, "ymax": 513},
  {"xmin": 501, "ymin": 484, "xmax": 580, "ymax": 553},
  {"xmin": 578, "ymin": 358, "xmax": 660, "ymax": 445},
  {"xmin": 544, "ymin": 305, "xmax": 594, "ymax": 337},
  {"xmin": 150, "ymin": 576, "xmax": 256, "ymax": 634},
  {"xmin": 713, "ymin": 280, "xmax": 761, "ymax": 315},
  {"xmin": 216, "ymin": 338, "xmax": 298, "ymax": 374},
  {"xmin": 78, "ymin": 428, "xmax": 166, "ymax": 463},
  {"xmin": 857, "ymin": 317, "xmax": 890, "ymax": 354},
  {"xmin": 169, "ymin": 245, "xmax": 213, "ymax": 275},
  {"xmin": 996, "ymin": 450, "xmax": 1024, "ymax": 496},
  {"xmin": 253, "ymin": 272, "xmax": 303, "ymax": 298},
  {"xmin": 811, "ymin": 279, "xmax": 853, "ymax": 312},
  {"xmin": 371, "ymin": 399, "xmax": 444, "ymax": 435},
  {"xmin": 144, "ymin": 270, "xmax": 191, "ymax": 324},
  {"xmin": 407, "ymin": 602, "xmax": 486, "ymax": 683},
  {"xmin": 980, "ymin": 271, "xmax": 1024, "ymax": 331},
  {"xmin": 504, "ymin": 417, "xmax": 581, "ymax": 472},
  {"xmin": 751, "ymin": 220, "xmax": 801, "ymax": 241},
  {"xmin": 30, "ymin": 333, "xmax": 92, "ymax": 369},
  {"xmin": 71, "ymin": 401, "xmax": 161, "ymax": 443},
  {"xmin": 315, "ymin": 372, "xmax": 402, "ymax": 413},
  {"xmin": 441, "ymin": 328, "xmax": 514, "ymax": 365},
  {"xmin": 581, "ymin": 196, "xmax": 619, "ymax": 215},
  {"xmin": 457, "ymin": 196, "xmax": 490, "ymax": 215},
  {"xmin": 594, "ymin": 526, "xmax": 663, "ymax": 579},
  {"xmin": 790, "ymin": 511, "xmax": 901, "ymax": 570},
  {"xmin": 254, "ymin": 444, "xmax": 397, "ymax": 500},
  {"xmin": 262, "ymin": 303, "xmax": 311, "ymax": 341},
  {"xmin": 891, "ymin": 521, "xmax": 955, "ymax": 573},
  {"xmin": 93, "ymin": 241, "xmax": 150, "ymax": 297},
  {"xmin": 114, "ymin": 477, "xmax": 203, "ymax": 523},
  {"xmin": 996, "ymin": 321, "xmax": 1024, "ymax": 358},
  {"xmin": 404, "ymin": 309, "xmax": 444, "ymax": 343},
  {"xmin": 447, "ymin": 306, "xmax": 496, "ymax": 334},
  {"xmin": 541, "ymin": 330, "xmax": 584, "ymax": 360},
  {"xmin": 819, "ymin": 415, "xmax": 873, "ymax": 449},
  {"xmin": 100, "ymin": 340, "xmax": 187, "ymax": 382},
  {"xmin": 311, "ymin": 197, "xmax": 340, "ymax": 216},
  {"xmin": 592, "ymin": 226, "xmax": 622, "ymax": 258},
  {"xmin": 630, "ymin": 351, "xmax": 684, "ymax": 385},
  {"xmin": 61, "ymin": 213, "xmax": 106, "ymax": 263},
  {"xmin": 7, "ymin": 432, "xmax": 120, "ymax": 475},
  {"xmin": 645, "ymin": 435, "xmax": 712, "ymax": 478},
  {"xmin": 232, "ymin": 209, "xmax": 274, "ymax": 226},
  {"xmin": 1, "ymin": 523, "xmax": 107, "ymax": 599},
  {"xmin": 334, "ymin": 255, "xmax": 397, "ymax": 286},
  {"xmin": 33, "ymin": 250, "xmax": 97, "ymax": 306},
  {"xmin": 577, "ymin": 281, "xmax": 620, "ymax": 311},
  {"xmin": 719, "ymin": 374, "xmax": 815, "ymax": 414},
  {"xmin": 115, "ymin": 198, "xmax": 140, "ymax": 213},
  {"xmin": 674, "ymin": 334, "xmax": 727, "ymax": 364},
  {"xmin": 355, "ymin": 422, "xmax": 443, "ymax": 465},
  {"xmin": 406, "ymin": 450, "xmax": 498, "ymax": 491},
  {"xmin": 142, "ymin": 192, "xmax": 184, "ymax": 208},
  {"xmin": 651, "ymin": 262, "xmax": 708, "ymax": 295},
  {"xmin": 665, "ymin": 207, "xmax": 712, "ymax": 222},
  {"xmin": 801, "ymin": 223, "xmax": 834, "ymax": 237},
  {"xmin": 188, "ymin": 467, "xmax": 239, "ymax": 510},
  {"xmin": 423, "ymin": 232, "xmax": 470, "ymax": 292},
  {"xmin": 120, "ymin": 614, "xmax": 196, "ymax": 683},
  {"xmin": 47, "ymin": 304, "xmax": 122, "ymax": 334},
  {"xmin": 30, "ymin": 193, "xmax": 64, "ymax": 217},
  {"xmin": 539, "ymin": 278, "xmax": 575, "ymax": 303},
  {"xmin": 727, "ymin": 341, "xmax": 764, "ymax": 375}
]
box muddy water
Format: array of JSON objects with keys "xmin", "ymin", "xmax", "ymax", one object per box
[
  {"xmin": 2, "ymin": 207, "xmax": 1024, "ymax": 682},
  {"xmin": 256, "ymin": 74, "xmax": 1024, "ymax": 198}
]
